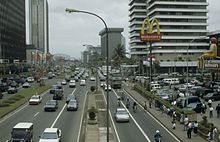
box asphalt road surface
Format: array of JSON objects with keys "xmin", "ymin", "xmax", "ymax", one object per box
[{"xmin": 0, "ymin": 79, "xmax": 93, "ymax": 142}]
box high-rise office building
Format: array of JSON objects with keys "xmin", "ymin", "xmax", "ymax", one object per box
[
  {"xmin": 27, "ymin": 0, "xmax": 49, "ymax": 64},
  {"xmin": 99, "ymin": 28, "xmax": 125, "ymax": 60},
  {"xmin": 30, "ymin": 0, "xmax": 49, "ymax": 53},
  {"xmin": 0, "ymin": 0, "xmax": 26, "ymax": 63},
  {"xmin": 129, "ymin": 0, "xmax": 209, "ymax": 73}
]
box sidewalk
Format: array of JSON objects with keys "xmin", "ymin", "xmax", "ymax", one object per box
[{"xmin": 123, "ymin": 84, "xmax": 208, "ymax": 142}]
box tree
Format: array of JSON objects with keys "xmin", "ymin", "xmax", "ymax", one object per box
[{"xmin": 112, "ymin": 44, "xmax": 126, "ymax": 73}]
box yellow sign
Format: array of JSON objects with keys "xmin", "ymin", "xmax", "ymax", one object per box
[{"xmin": 140, "ymin": 18, "xmax": 162, "ymax": 41}]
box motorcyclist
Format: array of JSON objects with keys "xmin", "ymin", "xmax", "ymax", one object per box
[
  {"xmin": 133, "ymin": 101, "xmax": 137, "ymax": 112},
  {"xmin": 154, "ymin": 130, "xmax": 162, "ymax": 142},
  {"xmin": 126, "ymin": 97, "xmax": 130, "ymax": 108},
  {"xmin": 117, "ymin": 97, "xmax": 121, "ymax": 106}
]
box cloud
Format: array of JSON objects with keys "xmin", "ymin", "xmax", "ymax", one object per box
[{"xmin": 48, "ymin": 0, "xmax": 220, "ymax": 58}]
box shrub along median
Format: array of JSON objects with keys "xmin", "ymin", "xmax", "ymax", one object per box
[{"xmin": 0, "ymin": 85, "xmax": 50, "ymax": 118}]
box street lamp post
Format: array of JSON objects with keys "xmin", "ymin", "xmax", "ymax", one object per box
[
  {"xmin": 149, "ymin": 43, "xmax": 153, "ymax": 83},
  {"xmin": 65, "ymin": 8, "xmax": 110, "ymax": 142}
]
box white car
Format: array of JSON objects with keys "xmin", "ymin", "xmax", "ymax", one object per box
[
  {"xmin": 39, "ymin": 128, "xmax": 61, "ymax": 142},
  {"xmin": 104, "ymin": 84, "xmax": 111, "ymax": 91},
  {"xmin": 90, "ymin": 77, "xmax": 96, "ymax": 81},
  {"xmin": 114, "ymin": 108, "xmax": 130, "ymax": 122},
  {"xmin": 80, "ymin": 79, "xmax": 86, "ymax": 86},
  {"xmin": 61, "ymin": 80, "xmax": 67, "ymax": 85},
  {"xmin": 27, "ymin": 77, "xmax": 34, "ymax": 83},
  {"xmin": 29, "ymin": 95, "xmax": 42, "ymax": 105},
  {"xmin": 22, "ymin": 82, "xmax": 31, "ymax": 88},
  {"xmin": 69, "ymin": 80, "xmax": 76, "ymax": 88},
  {"xmin": 100, "ymin": 82, "xmax": 105, "ymax": 87}
]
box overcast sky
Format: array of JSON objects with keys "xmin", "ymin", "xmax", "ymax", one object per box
[{"xmin": 47, "ymin": 0, "xmax": 220, "ymax": 59}]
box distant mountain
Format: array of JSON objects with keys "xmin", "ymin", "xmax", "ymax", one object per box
[{"xmin": 53, "ymin": 54, "xmax": 76, "ymax": 60}]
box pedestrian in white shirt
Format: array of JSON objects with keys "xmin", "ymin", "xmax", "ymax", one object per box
[
  {"xmin": 184, "ymin": 115, "xmax": 189, "ymax": 131},
  {"xmin": 208, "ymin": 99, "xmax": 212, "ymax": 107},
  {"xmin": 209, "ymin": 106, "xmax": 214, "ymax": 118}
]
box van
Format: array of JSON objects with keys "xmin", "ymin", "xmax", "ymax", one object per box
[
  {"xmin": 163, "ymin": 78, "xmax": 180, "ymax": 85},
  {"xmin": 9, "ymin": 122, "xmax": 33, "ymax": 142}
]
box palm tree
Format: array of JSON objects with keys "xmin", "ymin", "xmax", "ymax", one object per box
[{"xmin": 112, "ymin": 44, "xmax": 126, "ymax": 68}]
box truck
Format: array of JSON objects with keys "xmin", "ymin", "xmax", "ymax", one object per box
[{"xmin": 8, "ymin": 122, "xmax": 33, "ymax": 142}]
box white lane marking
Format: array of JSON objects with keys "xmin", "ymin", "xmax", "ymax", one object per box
[
  {"xmin": 71, "ymin": 88, "xmax": 76, "ymax": 95},
  {"xmin": 0, "ymin": 90, "xmax": 49, "ymax": 124},
  {"xmin": 113, "ymin": 89, "xmax": 151, "ymax": 142},
  {"xmin": 50, "ymin": 104, "xmax": 67, "ymax": 128},
  {"xmin": 123, "ymin": 89, "xmax": 181, "ymax": 142},
  {"xmin": 102, "ymin": 90, "xmax": 121, "ymax": 142},
  {"xmin": 34, "ymin": 112, "xmax": 39, "ymax": 117},
  {"xmin": 50, "ymin": 88, "xmax": 76, "ymax": 128},
  {"xmin": 77, "ymin": 91, "xmax": 88, "ymax": 142}
]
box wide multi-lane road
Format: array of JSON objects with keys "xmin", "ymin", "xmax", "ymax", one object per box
[
  {"xmin": 0, "ymin": 79, "xmax": 91, "ymax": 142},
  {"xmin": 103, "ymin": 87, "xmax": 181, "ymax": 142},
  {"xmin": 1, "ymin": 78, "xmax": 181, "ymax": 142}
]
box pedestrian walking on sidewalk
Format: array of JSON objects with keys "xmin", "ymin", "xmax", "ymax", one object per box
[
  {"xmin": 193, "ymin": 121, "xmax": 198, "ymax": 135},
  {"xmin": 201, "ymin": 102, "xmax": 207, "ymax": 115},
  {"xmin": 208, "ymin": 99, "xmax": 212, "ymax": 107},
  {"xmin": 184, "ymin": 115, "xmax": 189, "ymax": 131},
  {"xmin": 149, "ymin": 97, "xmax": 152, "ymax": 108},
  {"xmin": 208, "ymin": 124, "xmax": 214, "ymax": 140},
  {"xmin": 160, "ymin": 104, "xmax": 164, "ymax": 114},
  {"xmin": 180, "ymin": 112, "xmax": 184, "ymax": 124},
  {"xmin": 172, "ymin": 111, "xmax": 177, "ymax": 122},
  {"xmin": 187, "ymin": 122, "xmax": 193, "ymax": 139},
  {"xmin": 144, "ymin": 101, "xmax": 147, "ymax": 111},
  {"xmin": 172, "ymin": 120, "xmax": 176, "ymax": 130},
  {"xmin": 209, "ymin": 106, "xmax": 214, "ymax": 118},
  {"xmin": 216, "ymin": 104, "xmax": 220, "ymax": 118},
  {"xmin": 213, "ymin": 127, "xmax": 218, "ymax": 141}
]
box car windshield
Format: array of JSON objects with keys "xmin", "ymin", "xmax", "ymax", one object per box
[
  {"xmin": 69, "ymin": 100, "xmax": 76, "ymax": 105},
  {"xmin": 52, "ymin": 85, "xmax": 57, "ymax": 89},
  {"xmin": 12, "ymin": 129, "xmax": 27, "ymax": 139},
  {"xmin": 31, "ymin": 96, "xmax": 39, "ymax": 99},
  {"xmin": 206, "ymin": 93, "xmax": 214, "ymax": 97},
  {"xmin": 67, "ymin": 95, "xmax": 76, "ymax": 100},
  {"xmin": 47, "ymin": 101, "xmax": 55, "ymax": 105},
  {"xmin": 117, "ymin": 110, "xmax": 127, "ymax": 114},
  {"xmin": 41, "ymin": 132, "xmax": 58, "ymax": 139}
]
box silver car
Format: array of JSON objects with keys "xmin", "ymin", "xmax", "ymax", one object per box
[
  {"xmin": 114, "ymin": 108, "xmax": 130, "ymax": 122},
  {"xmin": 67, "ymin": 100, "xmax": 78, "ymax": 111}
]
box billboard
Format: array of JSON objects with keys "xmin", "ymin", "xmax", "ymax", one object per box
[{"xmin": 140, "ymin": 18, "xmax": 162, "ymax": 42}]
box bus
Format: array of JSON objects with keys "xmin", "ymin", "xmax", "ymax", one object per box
[{"xmin": 110, "ymin": 72, "xmax": 122, "ymax": 89}]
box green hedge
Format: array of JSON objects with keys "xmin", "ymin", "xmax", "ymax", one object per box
[{"xmin": 0, "ymin": 85, "xmax": 50, "ymax": 118}]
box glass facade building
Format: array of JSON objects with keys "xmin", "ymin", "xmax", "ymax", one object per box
[{"xmin": 0, "ymin": 0, "xmax": 26, "ymax": 63}]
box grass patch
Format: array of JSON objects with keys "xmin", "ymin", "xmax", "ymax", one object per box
[
  {"xmin": 54, "ymin": 73, "xmax": 65, "ymax": 79},
  {"xmin": 0, "ymin": 85, "xmax": 50, "ymax": 118}
]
